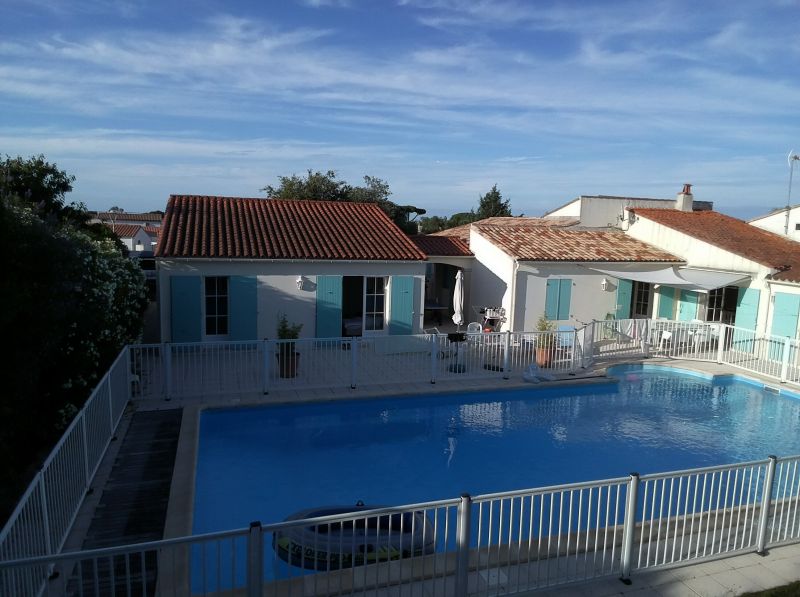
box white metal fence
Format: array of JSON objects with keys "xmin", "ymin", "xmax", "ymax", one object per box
[
  {"xmin": 4, "ymin": 318, "xmax": 800, "ymax": 595},
  {"xmin": 129, "ymin": 329, "xmax": 585, "ymax": 402},
  {"xmin": 0, "ymin": 348, "xmax": 131, "ymax": 595},
  {"xmin": 2, "ymin": 455, "xmax": 798, "ymax": 596}
]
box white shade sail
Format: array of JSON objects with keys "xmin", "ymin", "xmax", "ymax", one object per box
[{"xmin": 583, "ymin": 264, "xmax": 750, "ymax": 292}]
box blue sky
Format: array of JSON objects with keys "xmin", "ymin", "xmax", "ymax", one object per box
[{"xmin": 1, "ymin": 0, "xmax": 799, "ymax": 219}]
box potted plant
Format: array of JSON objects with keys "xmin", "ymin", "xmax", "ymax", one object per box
[
  {"xmin": 276, "ymin": 314, "xmax": 303, "ymax": 378},
  {"xmin": 534, "ymin": 314, "xmax": 556, "ymax": 368}
]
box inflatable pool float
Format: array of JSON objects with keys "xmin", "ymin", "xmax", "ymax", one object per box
[{"xmin": 273, "ymin": 502, "xmax": 436, "ymax": 571}]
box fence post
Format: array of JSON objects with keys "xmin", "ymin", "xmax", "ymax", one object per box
[
  {"xmin": 716, "ymin": 325, "xmax": 727, "ymax": 364},
  {"xmin": 780, "ymin": 337, "xmax": 791, "ymax": 383},
  {"xmin": 585, "ymin": 321, "xmax": 596, "ymax": 366},
  {"xmin": 162, "ymin": 343, "xmax": 172, "ymax": 400},
  {"xmin": 455, "ymin": 493, "xmax": 472, "ymax": 596},
  {"xmin": 756, "ymin": 456, "xmax": 778, "ymax": 555},
  {"xmin": 125, "ymin": 346, "xmax": 134, "ymax": 401},
  {"xmin": 640, "ymin": 320, "xmax": 650, "ymax": 358},
  {"xmin": 38, "ymin": 474, "xmax": 53, "ymax": 556},
  {"xmin": 619, "ymin": 472, "xmax": 640, "ymax": 583},
  {"xmin": 106, "ymin": 374, "xmax": 114, "ymax": 433},
  {"xmin": 502, "ymin": 330, "xmax": 511, "ymax": 379},
  {"xmin": 80, "ymin": 415, "xmax": 91, "ymax": 490},
  {"xmin": 261, "ymin": 340, "xmax": 270, "ymax": 394},
  {"xmin": 350, "ymin": 338, "xmax": 359, "ymax": 389},
  {"xmin": 246, "ymin": 521, "xmax": 264, "ymax": 597},
  {"xmin": 430, "ymin": 333, "xmax": 438, "ymax": 384}
]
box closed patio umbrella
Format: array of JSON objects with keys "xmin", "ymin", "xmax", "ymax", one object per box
[{"xmin": 452, "ymin": 270, "xmax": 464, "ymax": 330}]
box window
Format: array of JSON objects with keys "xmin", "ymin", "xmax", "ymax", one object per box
[
  {"xmin": 632, "ymin": 281, "xmax": 651, "ymax": 318},
  {"xmin": 795, "ymin": 223, "xmax": 800, "ymax": 231},
  {"xmin": 364, "ymin": 276, "xmax": 386, "ymax": 331},
  {"xmin": 205, "ymin": 276, "xmax": 229, "ymax": 336},
  {"xmin": 706, "ymin": 286, "xmax": 739, "ymax": 323}
]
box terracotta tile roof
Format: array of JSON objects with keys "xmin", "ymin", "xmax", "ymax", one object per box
[
  {"xmin": 156, "ymin": 196, "xmax": 427, "ymax": 261},
  {"xmin": 103, "ymin": 223, "xmax": 144, "ymax": 239},
  {"xmin": 144, "ymin": 226, "xmax": 160, "ymax": 238},
  {"xmin": 630, "ymin": 208, "xmax": 800, "ymax": 282},
  {"xmin": 410, "ymin": 235, "xmax": 473, "ymax": 257},
  {"xmin": 431, "ymin": 216, "xmax": 579, "ymax": 246},
  {"xmin": 474, "ymin": 224, "xmax": 682, "ymax": 263},
  {"xmin": 95, "ymin": 211, "xmax": 164, "ymax": 222}
]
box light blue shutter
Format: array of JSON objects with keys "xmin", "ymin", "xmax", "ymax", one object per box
[
  {"xmin": 678, "ymin": 290, "xmax": 699, "ymax": 321},
  {"xmin": 229, "ymin": 276, "xmax": 258, "ymax": 340},
  {"xmin": 557, "ymin": 279, "xmax": 572, "ymax": 320},
  {"xmin": 389, "ymin": 276, "xmax": 414, "ymax": 335},
  {"xmin": 316, "ymin": 276, "xmax": 343, "ymax": 338},
  {"xmin": 545, "ymin": 280, "xmax": 559, "ymax": 320},
  {"xmin": 170, "ymin": 276, "xmax": 201, "ymax": 342},
  {"xmin": 733, "ymin": 288, "xmax": 760, "ymax": 353},
  {"xmin": 657, "ymin": 287, "xmax": 675, "ymax": 319},
  {"xmin": 771, "ymin": 293, "xmax": 800, "ymax": 338},
  {"xmin": 615, "ymin": 279, "xmax": 633, "ymax": 319}
]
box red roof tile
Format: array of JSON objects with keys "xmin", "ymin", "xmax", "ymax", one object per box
[
  {"xmin": 95, "ymin": 211, "xmax": 164, "ymax": 222},
  {"xmin": 410, "ymin": 235, "xmax": 473, "ymax": 257},
  {"xmin": 144, "ymin": 226, "xmax": 160, "ymax": 237},
  {"xmin": 431, "ymin": 216, "xmax": 579, "ymax": 246},
  {"xmin": 474, "ymin": 224, "xmax": 682, "ymax": 263},
  {"xmin": 156, "ymin": 196, "xmax": 427, "ymax": 261},
  {"xmin": 103, "ymin": 223, "xmax": 144, "ymax": 239},
  {"xmin": 630, "ymin": 209, "xmax": 800, "ymax": 282}
]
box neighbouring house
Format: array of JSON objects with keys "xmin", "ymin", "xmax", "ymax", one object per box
[
  {"xmin": 103, "ymin": 223, "xmax": 153, "ymax": 254},
  {"xmin": 626, "ymin": 202, "xmax": 800, "ymax": 340},
  {"xmin": 463, "ymin": 221, "xmax": 684, "ymax": 331},
  {"xmin": 91, "ymin": 210, "xmax": 165, "ymax": 228},
  {"xmin": 155, "ymin": 196, "xmax": 428, "ymax": 342},
  {"xmin": 748, "ymin": 205, "xmax": 800, "ymax": 242},
  {"xmin": 543, "ymin": 187, "xmax": 712, "ymax": 228}
]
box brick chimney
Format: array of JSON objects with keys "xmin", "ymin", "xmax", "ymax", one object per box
[{"xmin": 676, "ymin": 183, "xmax": 693, "ymax": 212}]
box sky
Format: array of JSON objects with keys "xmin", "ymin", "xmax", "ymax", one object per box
[{"xmin": 1, "ymin": 0, "xmax": 799, "ymax": 220}]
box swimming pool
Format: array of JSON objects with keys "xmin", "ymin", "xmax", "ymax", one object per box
[{"xmin": 193, "ymin": 365, "xmax": 800, "ymax": 536}]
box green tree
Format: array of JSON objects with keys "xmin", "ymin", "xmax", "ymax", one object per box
[
  {"xmin": 0, "ymin": 155, "xmax": 147, "ymax": 521},
  {"xmin": 418, "ymin": 215, "xmax": 449, "ymax": 234},
  {"xmin": 447, "ymin": 211, "xmax": 478, "ymax": 228},
  {"xmin": 262, "ymin": 170, "xmax": 425, "ymax": 235},
  {"xmin": 475, "ymin": 184, "xmax": 511, "ymax": 220}
]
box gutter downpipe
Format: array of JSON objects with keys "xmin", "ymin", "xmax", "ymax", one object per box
[{"xmin": 508, "ymin": 260, "xmax": 520, "ymax": 332}]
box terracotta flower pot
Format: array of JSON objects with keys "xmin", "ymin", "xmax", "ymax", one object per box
[{"xmin": 277, "ymin": 347, "xmax": 300, "ymax": 378}]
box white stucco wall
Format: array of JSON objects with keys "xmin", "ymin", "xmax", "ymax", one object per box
[
  {"xmin": 157, "ymin": 259, "xmax": 426, "ymax": 341},
  {"xmin": 120, "ymin": 228, "xmax": 152, "ymax": 253},
  {"xmin": 580, "ymin": 198, "xmax": 681, "ymax": 228},
  {"xmin": 468, "ymin": 231, "xmax": 516, "ymax": 330},
  {"xmin": 514, "ymin": 264, "xmax": 621, "ymax": 330},
  {"xmin": 545, "ymin": 199, "xmax": 581, "ymax": 218},
  {"xmin": 626, "ymin": 214, "xmax": 776, "ymax": 333},
  {"xmin": 750, "ymin": 209, "xmax": 800, "ymax": 242}
]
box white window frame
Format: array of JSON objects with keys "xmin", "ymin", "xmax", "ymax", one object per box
[
  {"xmin": 362, "ymin": 276, "xmax": 389, "ymax": 336},
  {"xmin": 204, "ymin": 276, "xmax": 230, "ymax": 340}
]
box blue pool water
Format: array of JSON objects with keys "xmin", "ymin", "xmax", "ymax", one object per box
[{"xmin": 193, "ymin": 366, "xmax": 800, "ymax": 535}]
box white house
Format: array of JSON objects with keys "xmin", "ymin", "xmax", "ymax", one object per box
[
  {"xmin": 104, "ymin": 223, "xmax": 153, "ymax": 254},
  {"xmin": 748, "ymin": 205, "xmax": 800, "ymax": 242},
  {"xmin": 155, "ymin": 196, "xmax": 428, "ymax": 342},
  {"xmin": 625, "ymin": 204, "xmax": 800, "ymax": 340},
  {"xmin": 434, "ymin": 219, "xmax": 685, "ymax": 331},
  {"xmin": 543, "ymin": 186, "xmax": 713, "ymax": 229}
]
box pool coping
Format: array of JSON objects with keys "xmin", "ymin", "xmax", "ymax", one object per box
[{"xmin": 162, "ymin": 357, "xmax": 800, "ymax": 550}]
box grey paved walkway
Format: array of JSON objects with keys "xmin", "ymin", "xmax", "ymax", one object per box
[{"xmin": 534, "ymin": 543, "xmax": 800, "ymax": 596}]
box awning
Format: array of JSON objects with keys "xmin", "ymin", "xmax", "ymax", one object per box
[
  {"xmin": 582, "ymin": 264, "xmax": 751, "ymax": 292},
  {"xmin": 676, "ymin": 268, "xmax": 751, "ymax": 291}
]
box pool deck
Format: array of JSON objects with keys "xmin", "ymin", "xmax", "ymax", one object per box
[{"xmin": 61, "ymin": 357, "xmax": 800, "ymax": 596}]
